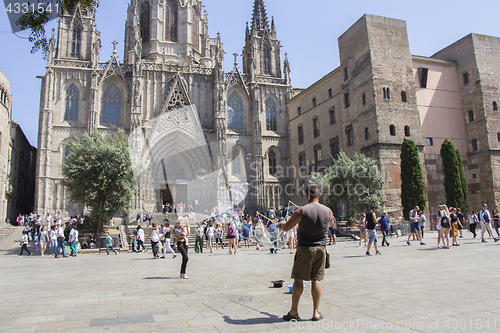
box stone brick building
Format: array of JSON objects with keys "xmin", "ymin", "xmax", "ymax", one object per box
[
  {"xmin": 0, "ymin": 70, "xmax": 37, "ymax": 223},
  {"xmin": 288, "ymin": 14, "xmax": 500, "ymax": 222},
  {"xmin": 35, "ymin": 0, "xmax": 293, "ymax": 218},
  {"xmin": 7, "ymin": 122, "xmax": 37, "ymax": 222},
  {"xmin": 0, "ymin": 71, "xmax": 12, "ymax": 222}
]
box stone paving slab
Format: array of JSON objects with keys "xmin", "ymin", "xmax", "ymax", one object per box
[{"xmin": 0, "ymin": 229, "xmax": 499, "ymax": 332}]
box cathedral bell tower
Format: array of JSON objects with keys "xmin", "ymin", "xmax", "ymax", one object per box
[
  {"xmin": 242, "ymin": 0, "xmax": 282, "ymax": 78},
  {"xmin": 54, "ymin": 5, "xmax": 100, "ymax": 64},
  {"xmin": 124, "ymin": 0, "xmax": 211, "ymax": 65}
]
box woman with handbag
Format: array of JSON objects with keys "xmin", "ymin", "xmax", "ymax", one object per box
[
  {"xmin": 147, "ymin": 222, "xmax": 161, "ymax": 259},
  {"xmin": 468, "ymin": 210, "xmax": 479, "ymax": 238},
  {"xmin": 438, "ymin": 205, "xmax": 451, "ymax": 249}
]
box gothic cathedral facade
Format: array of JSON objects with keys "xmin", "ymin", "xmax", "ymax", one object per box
[{"xmin": 35, "ymin": 0, "xmax": 293, "ymax": 217}]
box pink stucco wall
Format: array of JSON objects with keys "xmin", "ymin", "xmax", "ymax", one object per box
[{"xmin": 413, "ymin": 58, "xmax": 467, "ymax": 155}]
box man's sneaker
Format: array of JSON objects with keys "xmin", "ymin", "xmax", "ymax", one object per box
[
  {"xmin": 495, "ymin": 238, "xmax": 499, "ymax": 242},
  {"xmin": 482, "ymin": 239, "xmax": 487, "ymax": 243},
  {"xmin": 365, "ymin": 252, "xmax": 371, "ymax": 256},
  {"xmin": 387, "ymin": 243, "xmax": 390, "ymax": 247},
  {"xmin": 459, "ymin": 236, "xmax": 464, "ymax": 238},
  {"xmin": 376, "ymin": 251, "xmax": 382, "ymax": 255},
  {"xmin": 420, "ymin": 242, "xmax": 426, "ymax": 245},
  {"xmin": 29, "ymin": 253, "xmax": 32, "ymax": 256},
  {"xmin": 332, "ymin": 243, "xmax": 336, "ymax": 246},
  {"xmin": 407, "ymin": 241, "xmax": 411, "ymax": 246}
]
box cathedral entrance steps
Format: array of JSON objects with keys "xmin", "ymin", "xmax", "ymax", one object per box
[{"xmin": 0, "ymin": 224, "xmax": 19, "ymax": 241}]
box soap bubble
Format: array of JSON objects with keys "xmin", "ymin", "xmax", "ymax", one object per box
[
  {"xmin": 253, "ymin": 221, "xmax": 270, "ymax": 246},
  {"xmin": 195, "ymin": 168, "xmax": 207, "ymax": 180},
  {"xmin": 226, "ymin": 106, "xmax": 235, "ymax": 122},
  {"xmin": 308, "ymin": 174, "xmax": 317, "ymax": 183},
  {"xmin": 246, "ymin": 153, "xmax": 252, "ymax": 160}
]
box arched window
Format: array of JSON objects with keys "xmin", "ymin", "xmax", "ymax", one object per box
[
  {"xmin": 231, "ymin": 146, "xmax": 242, "ymax": 175},
  {"xmin": 102, "ymin": 84, "xmax": 121, "ymax": 125},
  {"xmin": 165, "ymin": 0, "xmax": 178, "ymax": 42},
  {"xmin": 64, "ymin": 84, "xmax": 79, "ymax": 121},
  {"xmin": 401, "ymin": 91, "xmax": 407, "ymax": 103},
  {"xmin": 263, "ymin": 42, "xmax": 271, "ymax": 75},
  {"xmin": 192, "ymin": 7, "xmax": 199, "ymax": 50},
  {"xmin": 265, "ymin": 97, "xmax": 277, "ymax": 131},
  {"xmin": 62, "ymin": 144, "xmax": 71, "ymax": 165},
  {"xmin": 71, "ymin": 21, "xmax": 82, "ymax": 58},
  {"xmin": 227, "ymin": 91, "xmax": 244, "ymax": 130},
  {"xmin": 494, "ymin": 101, "xmax": 498, "ymax": 111},
  {"xmin": 404, "ymin": 125, "xmax": 410, "ymax": 137},
  {"xmin": 140, "ymin": 1, "xmax": 151, "ymax": 43},
  {"xmin": 364, "ymin": 127, "xmax": 370, "ymax": 141},
  {"xmin": 268, "ymin": 150, "xmax": 277, "ymax": 176},
  {"xmin": 389, "ymin": 124, "xmax": 396, "ymax": 136}
]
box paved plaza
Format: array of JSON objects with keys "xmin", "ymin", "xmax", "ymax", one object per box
[{"xmin": 0, "ymin": 228, "xmax": 499, "ymax": 333}]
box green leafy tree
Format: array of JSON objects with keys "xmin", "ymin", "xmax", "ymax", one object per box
[
  {"xmin": 400, "ymin": 138, "xmax": 426, "ymax": 220},
  {"xmin": 315, "ymin": 151, "xmax": 384, "ymax": 220},
  {"xmin": 17, "ymin": 0, "xmax": 99, "ymax": 57},
  {"xmin": 440, "ymin": 139, "xmax": 467, "ymax": 210},
  {"xmin": 62, "ymin": 129, "xmax": 135, "ymax": 236}
]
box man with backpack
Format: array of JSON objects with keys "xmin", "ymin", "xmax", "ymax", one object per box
[
  {"xmin": 407, "ymin": 206, "xmax": 425, "ymax": 246},
  {"xmin": 479, "ymin": 204, "xmax": 499, "ymax": 243}
]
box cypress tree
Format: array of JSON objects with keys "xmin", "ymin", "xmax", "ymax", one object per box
[
  {"xmin": 400, "ymin": 138, "xmax": 427, "ymax": 220},
  {"xmin": 440, "ymin": 139, "xmax": 463, "ymax": 209},
  {"xmin": 455, "ymin": 147, "xmax": 469, "ymax": 213}
]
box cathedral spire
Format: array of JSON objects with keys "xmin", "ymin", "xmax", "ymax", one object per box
[{"xmin": 250, "ymin": 0, "xmax": 270, "ymax": 36}]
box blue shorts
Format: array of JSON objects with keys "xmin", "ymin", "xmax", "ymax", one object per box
[
  {"xmin": 367, "ymin": 229, "xmax": 378, "ymax": 243},
  {"xmin": 410, "ymin": 223, "xmax": 421, "ymax": 233}
]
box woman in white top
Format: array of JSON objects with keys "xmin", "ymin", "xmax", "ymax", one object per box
[
  {"xmin": 38, "ymin": 226, "xmax": 49, "ymax": 257},
  {"xmin": 438, "ymin": 204, "xmax": 451, "ymax": 249},
  {"xmin": 49, "ymin": 225, "xmax": 57, "ymax": 256},
  {"xmin": 136, "ymin": 225, "xmax": 146, "ymax": 252},
  {"xmin": 206, "ymin": 221, "xmax": 215, "ymax": 253},
  {"xmin": 147, "ymin": 222, "xmax": 161, "ymax": 259}
]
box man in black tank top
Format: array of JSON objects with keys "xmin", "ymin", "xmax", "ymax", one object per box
[
  {"xmin": 279, "ymin": 184, "xmax": 333, "ymax": 322},
  {"xmin": 365, "ymin": 206, "xmax": 381, "ymax": 256}
]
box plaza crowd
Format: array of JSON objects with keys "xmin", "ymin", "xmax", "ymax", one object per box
[
  {"xmin": 357, "ymin": 203, "xmax": 500, "ymax": 254},
  {"xmin": 17, "ymin": 211, "xmax": 98, "ymax": 257}
]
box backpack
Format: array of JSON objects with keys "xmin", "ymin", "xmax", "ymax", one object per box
[{"xmin": 481, "ymin": 210, "xmax": 490, "ymax": 222}]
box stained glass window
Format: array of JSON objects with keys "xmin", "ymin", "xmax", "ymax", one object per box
[
  {"xmin": 227, "ymin": 91, "xmax": 244, "ymax": 130},
  {"xmin": 140, "ymin": 1, "xmax": 151, "ymax": 43},
  {"xmin": 165, "ymin": 0, "xmax": 178, "ymax": 42},
  {"xmin": 65, "ymin": 84, "xmax": 79, "ymax": 121},
  {"xmin": 265, "ymin": 97, "xmax": 277, "ymax": 131},
  {"xmin": 62, "ymin": 144, "xmax": 71, "ymax": 165},
  {"xmin": 102, "ymin": 84, "xmax": 121, "ymax": 125},
  {"xmin": 263, "ymin": 42, "xmax": 271, "ymax": 74},
  {"xmin": 268, "ymin": 150, "xmax": 277, "ymax": 176},
  {"xmin": 71, "ymin": 22, "xmax": 82, "ymax": 58}
]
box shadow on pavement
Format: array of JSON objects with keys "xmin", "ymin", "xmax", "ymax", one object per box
[
  {"xmin": 223, "ymin": 312, "xmax": 283, "ymax": 325},
  {"xmin": 343, "ymin": 255, "xmax": 366, "ymax": 258},
  {"xmin": 143, "ymin": 276, "xmax": 173, "ymax": 280}
]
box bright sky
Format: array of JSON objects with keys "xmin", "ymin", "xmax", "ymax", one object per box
[{"xmin": 1, "ymin": 0, "xmax": 499, "ymax": 148}]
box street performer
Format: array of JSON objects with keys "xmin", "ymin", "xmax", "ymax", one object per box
[{"xmin": 279, "ymin": 184, "xmax": 334, "ymax": 321}]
